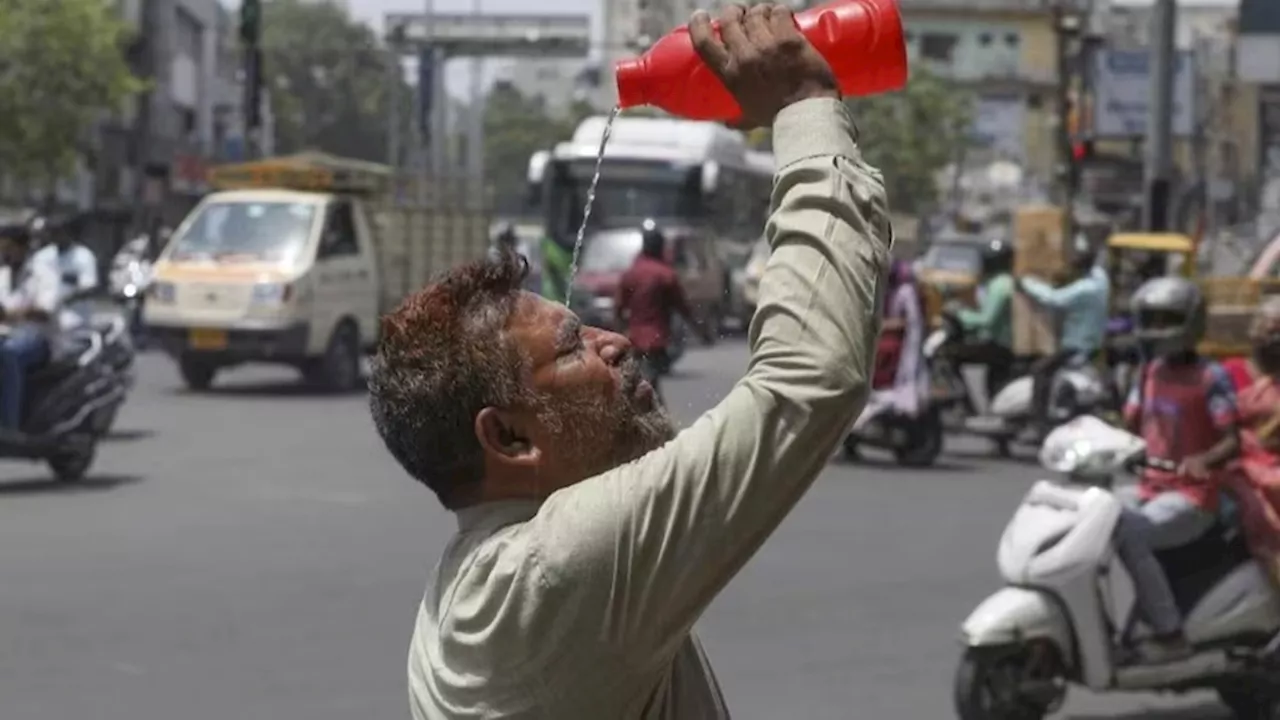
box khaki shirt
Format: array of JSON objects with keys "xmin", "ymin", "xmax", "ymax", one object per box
[{"xmin": 409, "ymin": 97, "xmax": 891, "ymax": 719}]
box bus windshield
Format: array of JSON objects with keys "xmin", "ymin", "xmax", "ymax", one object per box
[
  {"xmin": 546, "ymin": 159, "xmax": 701, "ymax": 238},
  {"xmin": 169, "ymin": 200, "xmax": 317, "ymax": 264}
]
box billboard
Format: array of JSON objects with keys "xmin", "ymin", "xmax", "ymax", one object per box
[{"xmin": 1092, "ymin": 48, "xmax": 1195, "ymax": 138}]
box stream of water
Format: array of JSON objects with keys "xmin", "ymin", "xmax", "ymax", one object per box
[{"xmin": 564, "ymin": 105, "xmax": 621, "ymax": 304}]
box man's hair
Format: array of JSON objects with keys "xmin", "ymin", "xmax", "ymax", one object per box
[{"xmin": 368, "ymin": 251, "xmax": 534, "ymax": 508}]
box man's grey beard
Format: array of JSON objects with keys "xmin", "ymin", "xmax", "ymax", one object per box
[{"xmin": 539, "ymin": 372, "xmax": 676, "ymax": 481}]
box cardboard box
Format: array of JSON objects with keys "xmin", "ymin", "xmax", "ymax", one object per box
[
  {"xmin": 1012, "ymin": 205, "xmax": 1066, "ymax": 355},
  {"xmin": 1013, "ymin": 292, "xmax": 1059, "ymax": 356}
]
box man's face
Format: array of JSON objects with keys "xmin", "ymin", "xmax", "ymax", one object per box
[{"xmin": 504, "ymin": 292, "xmax": 675, "ymax": 491}]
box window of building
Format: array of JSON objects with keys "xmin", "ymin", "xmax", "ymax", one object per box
[
  {"xmin": 920, "ymin": 33, "xmax": 959, "ymax": 63},
  {"xmin": 978, "ymin": 32, "xmax": 993, "ymax": 46},
  {"xmin": 1005, "ymin": 32, "xmax": 1020, "ymax": 47}
]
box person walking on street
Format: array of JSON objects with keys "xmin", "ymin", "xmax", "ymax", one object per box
[
  {"xmin": 615, "ymin": 219, "xmax": 708, "ymax": 400},
  {"xmin": 367, "ymin": 4, "xmax": 891, "ymax": 717}
]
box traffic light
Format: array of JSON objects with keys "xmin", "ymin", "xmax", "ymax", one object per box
[{"xmin": 239, "ymin": 0, "xmax": 261, "ymax": 46}]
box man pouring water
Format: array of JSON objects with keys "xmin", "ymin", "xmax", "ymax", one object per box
[{"xmin": 368, "ymin": 4, "xmax": 890, "ymax": 717}]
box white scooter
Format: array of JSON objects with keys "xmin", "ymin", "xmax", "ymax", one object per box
[
  {"xmin": 961, "ymin": 355, "xmax": 1112, "ymax": 456},
  {"xmin": 929, "ymin": 311, "xmax": 1113, "ymax": 455},
  {"xmin": 955, "ymin": 416, "xmax": 1280, "ymax": 719}
]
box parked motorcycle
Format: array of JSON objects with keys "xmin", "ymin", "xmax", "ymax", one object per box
[
  {"xmin": 955, "ymin": 415, "xmax": 1280, "ymax": 719},
  {"xmin": 0, "ymin": 323, "xmax": 127, "ymax": 481}
]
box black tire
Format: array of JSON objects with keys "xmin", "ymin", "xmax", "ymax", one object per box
[
  {"xmin": 179, "ymin": 356, "xmax": 217, "ymax": 391},
  {"xmin": 1219, "ymin": 688, "xmax": 1280, "ymax": 719},
  {"xmin": 994, "ymin": 438, "xmax": 1012, "ymax": 458},
  {"xmin": 841, "ymin": 433, "xmax": 860, "ymax": 461},
  {"xmin": 304, "ymin": 323, "xmax": 361, "ymax": 393},
  {"xmin": 895, "ymin": 407, "xmax": 944, "ymax": 467},
  {"xmin": 48, "ymin": 438, "xmax": 95, "ymax": 483},
  {"xmin": 954, "ymin": 647, "xmax": 1052, "ymax": 720}
]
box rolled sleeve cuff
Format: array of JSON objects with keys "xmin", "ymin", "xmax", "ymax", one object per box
[{"xmin": 771, "ymin": 97, "xmax": 860, "ymax": 168}]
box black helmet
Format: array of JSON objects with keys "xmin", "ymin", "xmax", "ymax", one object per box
[
  {"xmin": 1070, "ymin": 232, "xmax": 1097, "ymax": 271},
  {"xmin": 640, "ymin": 218, "xmax": 664, "ymax": 258},
  {"xmin": 980, "ymin": 237, "xmax": 1013, "ymax": 276}
]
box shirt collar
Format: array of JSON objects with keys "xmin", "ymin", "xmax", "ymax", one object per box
[{"xmin": 455, "ymin": 499, "xmax": 541, "ymax": 533}]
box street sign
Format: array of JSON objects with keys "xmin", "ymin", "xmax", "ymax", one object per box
[{"xmin": 1092, "ymin": 48, "xmax": 1196, "ymax": 139}]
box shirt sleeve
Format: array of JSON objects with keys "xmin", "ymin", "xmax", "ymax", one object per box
[
  {"xmin": 1205, "ymin": 361, "xmax": 1240, "ymax": 431},
  {"xmin": 1021, "ymin": 274, "xmax": 1093, "ymax": 310},
  {"xmin": 77, "ymin": 248, "xmax": 99, "ymax": 290},
  {"xmin": 959, "ymin": 275, "xmax": 1011, "ymax": 330},
  {"xmin": 27, "ymin": 261, "xmax": 60, "ymax": 315},
  {"xmin": 528, "ymin": 98, "xmax": 890, "ymax": 663}
]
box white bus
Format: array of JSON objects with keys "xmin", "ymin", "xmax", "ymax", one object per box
[{"xmin": 527, "ymin": 115, "xmax": 774, "ymax": 247}]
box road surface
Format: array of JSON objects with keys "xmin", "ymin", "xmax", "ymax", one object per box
[{"xmin": 0, "ymin": 342, "xmax": 1229, "ymax": 719}]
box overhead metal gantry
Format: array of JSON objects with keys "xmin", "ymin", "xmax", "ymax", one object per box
[{"xmin": 384, "ymin": 12, "xmax": 592, "ymax": 182}]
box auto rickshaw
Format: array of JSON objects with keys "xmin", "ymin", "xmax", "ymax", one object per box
[{"xmin": 1103, "ymin": 231, "xmax": 1280, "ymax": 360}]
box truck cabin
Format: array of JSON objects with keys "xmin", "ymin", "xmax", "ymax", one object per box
[{"xmin": 161, "ymin": 155, "xmax": 388, "ymax": 269}]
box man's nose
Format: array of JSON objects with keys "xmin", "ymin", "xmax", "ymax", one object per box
[{"xmin": 587, "ymin": 327, "xmax": 631, "ymax": 364}]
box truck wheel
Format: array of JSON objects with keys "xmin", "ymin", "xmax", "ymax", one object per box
[
  {"xmin": 305, "ymin": 323, "xmax": 361, "ymax": 393},
  {"xmin": 180, "ymin": 356, "xmax": 217, "ymax": 391}
]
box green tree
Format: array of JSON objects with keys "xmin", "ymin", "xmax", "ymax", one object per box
[
  {"xmin": 846, "ymin": 68, "xmax": 974, "ymax": 215},
  {"xmin": 0, "ymin": 0, "xmax": 142, "ymax": 185},
  {"xmin": 263, "ymin": 0, "xmax": 406, "ymax": 161},
  {"xmin": 482, "ymin": 84, "xmax": 594, "ymax": 213}
]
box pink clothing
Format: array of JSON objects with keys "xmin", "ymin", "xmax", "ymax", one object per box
[
  {"xmin": 1227, "ymin": 376, "xmax": 1280, "ymax": 578},
  {"xmin": 1222, "ymin": 357, "xmax": 1257, "ymax": 394},
  {"xmin": 1123, "ymin": 358, "xmax": 1239, "ymax": 510}
]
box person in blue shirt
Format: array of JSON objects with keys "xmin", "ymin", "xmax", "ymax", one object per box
[{"xmin": 1016, "ymin": 234, "xmax": 1111, "ymax": 438}]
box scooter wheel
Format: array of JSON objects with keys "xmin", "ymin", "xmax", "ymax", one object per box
[
  {"xmin": 48, "ymin": 440, "xmax": 95, "ymax": 483},
  {"xmin": 954, "ymin": 646, "xmax": 1058, "ymax": 720},
  {"xmin": 1218, "ymin": 688, "xmax": 1280, "ymax": 719},
  {"xmin": 894, "ymin": 408, "xmax": 943, "ymax": 468},
  {"xmin": 841, "ymin": 434, "xmax": 860, "ymax": 461}
]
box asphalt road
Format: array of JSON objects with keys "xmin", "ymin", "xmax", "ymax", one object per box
[{"xmin": 0, "ymin": 341, "xmax": 1233, "ymax": 719}]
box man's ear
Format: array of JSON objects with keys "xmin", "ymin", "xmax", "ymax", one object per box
[{"xmin": 475, "ymin": 407, "xmax": 540, "ymax": 468}]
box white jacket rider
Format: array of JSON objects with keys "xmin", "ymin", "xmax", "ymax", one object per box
[{"xmin": 30, "ymin": 225, "xmax": 98, "ymax": 332}]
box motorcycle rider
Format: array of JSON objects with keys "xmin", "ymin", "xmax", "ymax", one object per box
[
  {"xmin": 1016, "ymin": 233, "xmax": 1110, "ymax": 440},
  {"xmin": 614, "ymin": 219, "xmax": 709, "ymax": 400},
  {"xmin": 1119, "ymin": 276, "xmax": 1240, "ymax": 662},
  {"xmin": 951, "ymin": 237, "xmax": 1016, "ymax": 401},
  {"xmin": 32, "ymin": 213, "xmax": 98, "ymax": 332},
  {"xmin": 489, "ymin": 223, "xmax": 541, "ymax": 293},
  {"xmin": 0, "ymin": 219, "xmax": 61, "ymax": 437}
]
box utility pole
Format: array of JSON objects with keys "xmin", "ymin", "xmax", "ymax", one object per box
[
  {"xmin": 1053, "ymin": 2, "xmax": 1079, "ymax": 241},
  {"xmin": 239, "ymin": 0, "xmax": 263, "ymax": 159},
  {"xmin": 467, "ymin": 0, "xmax": 485, "ymax": 201},
  {"xmin": 1143, "ymin": 0, "xmax": 1177, "ymax": 231}
]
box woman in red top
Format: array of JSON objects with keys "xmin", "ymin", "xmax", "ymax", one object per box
[
  {"xmin": 1222, "ymin": 355, "xmax": 1258, "ymax": 393},
  {"xmin": 1225, "ymin": 297, "xmax": 1280, "ymax": 588}
]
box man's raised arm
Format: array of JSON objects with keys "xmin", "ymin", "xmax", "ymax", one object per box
[{"xmin": 530, "ymin": 3, "xmax": 891, "ymax": 662}]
